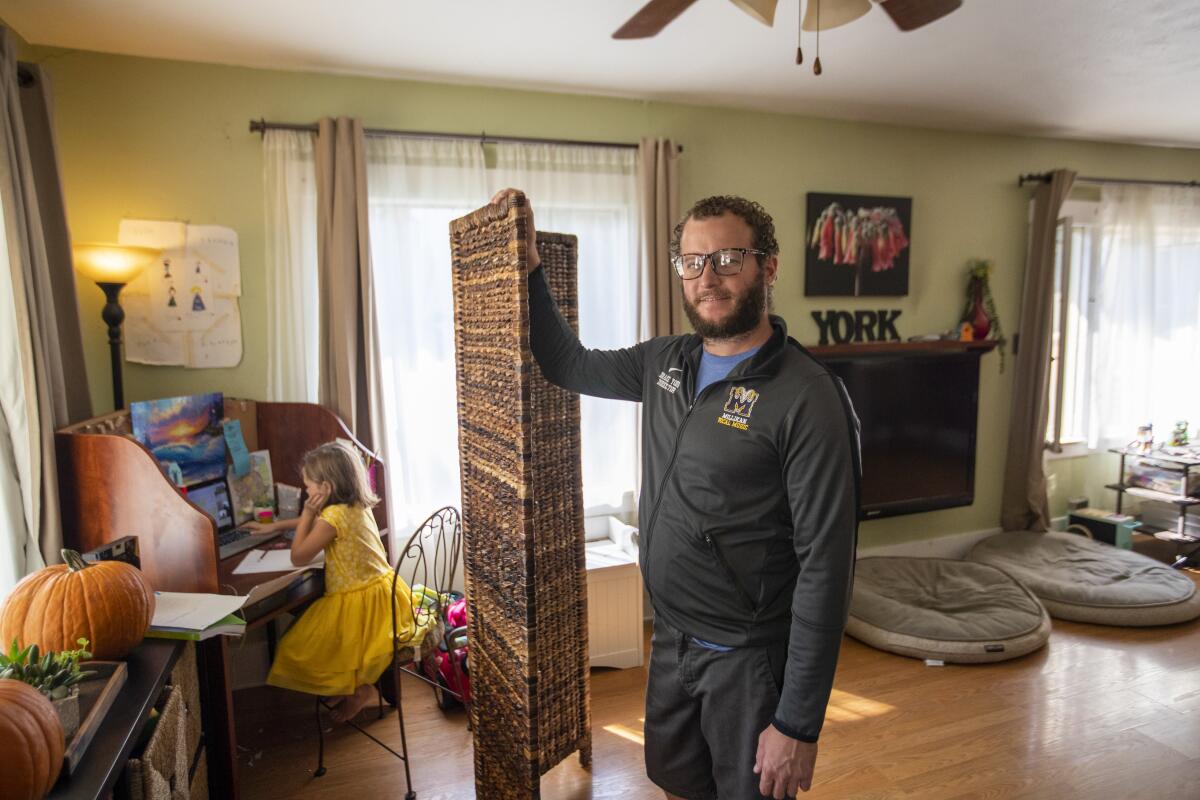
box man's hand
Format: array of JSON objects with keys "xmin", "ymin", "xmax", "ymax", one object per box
[
  {"xmin": 754, "ymin": 724, "xmax": 817, "ymax": 798},
  {"xmin": 490, "ymin": 188, "xmax": 541, "ymax": 270}
]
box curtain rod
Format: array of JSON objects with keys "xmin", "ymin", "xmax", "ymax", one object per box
[
  {"xmin": 1018, "ymin": 172, "xmax": 1199, "ymax": 188},
  {"xmin": 248, "ymin": 118, "xmax": 682, "ymax": 153}
]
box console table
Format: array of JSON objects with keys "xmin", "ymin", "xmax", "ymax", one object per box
[{"xmin": 46, "ymin": 639, "xmax": 184, "ymax": 800}]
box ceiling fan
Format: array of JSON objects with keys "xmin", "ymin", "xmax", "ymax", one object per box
[{"xmin": 612, "ymin": 0, "xmax": 963, "ymax": 39}]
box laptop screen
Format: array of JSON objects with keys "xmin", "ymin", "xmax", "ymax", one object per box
[{"xmin": 189, "ymin": 480, "xmax": 234, "ymax": 531}]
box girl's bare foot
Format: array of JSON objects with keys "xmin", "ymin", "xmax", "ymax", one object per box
[{"xmin": 330, "ymin": 684, "xmax": 375, "ymax": 722}]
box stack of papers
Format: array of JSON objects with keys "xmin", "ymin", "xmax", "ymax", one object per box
[
  {"xmin": 148, "ymin": 592, "xmax": 247, "ymax": 641},
  {"xmin": 231, "ymin": 548, "xmax": 324, "ymax": 575}
]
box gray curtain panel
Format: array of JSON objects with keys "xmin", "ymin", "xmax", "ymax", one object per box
[
  {"xmin": 637, "ymin": 137, "xmax": 682, "ymax": 337},
  {"xmin": 0, "ymin": 28, "xmax": 88, "ymax": 567},
  {"xmin": 18, "ymin": 61, "xmax": 91, "ymax": 426},
  {"xmin": 314, "ymin": 117, "xmax": 381, "ymax": 448},
  {"xmin": 1000, "ymin": 168, "xmax": 1076, "ymax": 532}
]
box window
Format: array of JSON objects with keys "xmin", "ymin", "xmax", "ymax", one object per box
[
  {"xmin": 1046, "ymin": 186, "xmax": 1200, "ymax": 454},
  {"xmin": 365, "ymin": 138, "xmax": 644, "ymax": 535},
  {"xmin": 1045, "ymin": 200, "xmax": 1099, "ymax": 454}
]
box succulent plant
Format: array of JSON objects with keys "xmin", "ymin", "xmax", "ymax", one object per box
[{"xmin": 0, "ymin": 637, "xmax": 95, "ymax": 700}]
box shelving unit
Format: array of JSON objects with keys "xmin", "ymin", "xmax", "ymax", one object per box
[{"xmin": 1107, "ymin": 447, "xmax": 1200, "ymax": 566}]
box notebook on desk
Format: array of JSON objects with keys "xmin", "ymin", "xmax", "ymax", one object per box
[{"xmin": 187, "ymin": 479, "xmax": 283, "ymax": 560}]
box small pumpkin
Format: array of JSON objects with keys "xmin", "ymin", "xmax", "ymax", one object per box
[
  {"xmin": 0, "ymin": 550, "xmax": 155, "ymax": 660},
  {"xmin": 0, "ymin": 678, "xmax": 65, "ymax": 799}
]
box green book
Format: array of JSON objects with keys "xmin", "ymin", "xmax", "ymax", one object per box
[{"xmin": 147, "ymin": 612, "xmax": 246, "ymax": 641}]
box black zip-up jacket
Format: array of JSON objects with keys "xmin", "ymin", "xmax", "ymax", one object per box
[{"xmin": 528, "ymin": 268, "xmax": 861, "ymax": 743}]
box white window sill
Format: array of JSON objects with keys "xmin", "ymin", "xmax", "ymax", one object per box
[
  {"xmin": 1045, "ymin": 440, "xmax": 1090, "ymax": 460},
  {"xmin": 584, "ymin": 507, "xmax": 637, "ymax": 542}
]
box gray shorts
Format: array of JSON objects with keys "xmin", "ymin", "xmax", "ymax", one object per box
[{"xmin": 644, "ymin": 614, "xmax": 790, "ymax": 800}]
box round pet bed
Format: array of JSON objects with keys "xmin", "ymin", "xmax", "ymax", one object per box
[
  {"xmin": 847, "ymin": 557, "xmax": 1051, "ymax": 663},
  {"xmin": 967, "ymin": 530, "xmax": 1200, "ymax": 627}
]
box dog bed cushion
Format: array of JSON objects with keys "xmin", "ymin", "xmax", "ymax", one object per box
[
  {"xmin": 967, "ymin": 531, "xmax": 1200, "ymax": 626},
  {"xmin": 847, "ymin": 556, "xmax": 1051, "ymax": 663}
]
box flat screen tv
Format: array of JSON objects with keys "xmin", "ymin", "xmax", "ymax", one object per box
[{"xmin": 822, "ymin": 351, "xmax": 980, "ymax": 519}]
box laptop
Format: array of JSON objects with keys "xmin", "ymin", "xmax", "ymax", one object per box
[{"xmin": 187, "ymin": 479, "xmax": 285, "ymax": 560}]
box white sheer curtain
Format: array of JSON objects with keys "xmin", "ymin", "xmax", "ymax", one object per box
[
  {"xmin": 267, "ymin": 133, "xmax": 646, "ymax": 549},
  {"xmin": 365, "ymin": 137, "xmax": 487, "ymax": 534},
  {"xmin": 0, "ymin": 186, "xmax": 41, "ymax": 596},
  {"xmin": 264, "ymin": 130, "xmax": 319, "ymax": 402},
  {"xmin": 364, "ymin": 138, "xmax": 643, "ymax": 534},
  {"xmin": 1088, "ymin": 185, "xmax": 1200, "ymax": 448},
  {"xmin": 491, "ymin": 143, "xmax": 642, "ymax": 515}
]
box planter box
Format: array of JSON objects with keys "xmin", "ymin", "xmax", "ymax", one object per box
[
  {"xmin": 52, "ymin": 691, "xmax": 80, "ymax": 738},
  {"xmin": 63, "ymin": 661, "xmax": 128, "ymax": 774}
]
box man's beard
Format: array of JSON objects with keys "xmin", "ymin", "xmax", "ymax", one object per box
[{"xmin": 682, "ymin": 269, "xmax": 768, "ymax": 340}]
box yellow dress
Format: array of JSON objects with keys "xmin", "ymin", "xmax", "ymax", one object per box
[{"xmin": 267, "ymin": 503, "xmax": 421, "ymax": 696}]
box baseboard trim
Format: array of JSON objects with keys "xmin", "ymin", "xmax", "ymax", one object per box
[{"xmin": 857, "ymin": 526, "xmax": 1003, "ymax": 560}]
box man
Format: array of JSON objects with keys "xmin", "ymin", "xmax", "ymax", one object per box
[{"xmin": 492, "ymin": 190, "xmax": 860, "ymax": 799}]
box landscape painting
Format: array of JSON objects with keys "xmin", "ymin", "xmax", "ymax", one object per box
[{"xmin": 131, "ymin": 392, "xmax": 227, "ymax": 487}]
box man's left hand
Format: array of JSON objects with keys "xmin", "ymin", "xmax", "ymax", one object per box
[{"xmin": 754, "ymin": 724, "xmax": 816, "ymax": 798}]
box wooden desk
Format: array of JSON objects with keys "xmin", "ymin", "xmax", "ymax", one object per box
[
  {"xmin": 56, "ymin": 399, "xmax": 389, "ymax": 799},
  {"xmin": 196, "ymin": 552, "xmax": 324, "ymax": 800},
  {"xmin": 56, "ymin": 399, "xmax": 389, "ymax": 595},
  {"xmin": 46, "ymin": 639, "xmax": 184, "ymax": 800}
]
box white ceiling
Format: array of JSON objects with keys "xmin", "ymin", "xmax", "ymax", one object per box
[{"xmin": 5, "ymin": 0, "xmax": 1200, "ymax": 148}]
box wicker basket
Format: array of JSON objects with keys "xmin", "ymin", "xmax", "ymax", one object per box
[
  {"xmin": 122, "ymin": 686, "xmax": 189, "ymax": 800},
  {"xmin": 449, "ymin": 193, "xmax": 591, "ymax": 799}
]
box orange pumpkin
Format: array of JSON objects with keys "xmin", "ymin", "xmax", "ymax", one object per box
[
  {"xmin": 0, "ymin": 550, "xmax": 155, "ymax": 660},
  {"xmin": 0, "ymin": 678, "xmax": 65, "ymax": 799}
]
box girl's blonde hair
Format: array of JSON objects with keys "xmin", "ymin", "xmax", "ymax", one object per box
[{"xmin": 300, "ymin": 441, "xmax": 379, "ymax": 508}]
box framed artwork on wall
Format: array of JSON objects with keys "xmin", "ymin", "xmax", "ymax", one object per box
[{"xmin": 805, "ymin": 192, "xmax": 912, "ymax": 297}]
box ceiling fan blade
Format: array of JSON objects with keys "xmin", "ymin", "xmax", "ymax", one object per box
[
  {"xmin": 802, "ymin": 0, "xmax": 872, "ymax": 31},
  {"xmin": 613, "ymin": 0, "xmax": 702, "ymax": 39},
  {"xmin": 729, "ymin": 0, "xmax": 779, "ymax": 26},
  {"xmin": 879, "ymin": 0, "xmax": 963, "ymax": 31}
]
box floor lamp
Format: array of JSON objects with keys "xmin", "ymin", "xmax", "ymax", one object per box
[{"xmin": 72, "ymin": 243, "xmax": 159, "ymax": 410}]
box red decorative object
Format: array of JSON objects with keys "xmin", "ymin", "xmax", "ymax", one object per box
[
  {"xmin": 960, "ymin": 259, "xmax": 1005, "ymax": 371},
  {"xmin": 969, "ymin": 281, "xmax": 991, "ymax": 340}
]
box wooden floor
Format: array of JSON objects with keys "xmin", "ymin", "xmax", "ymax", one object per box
[{"xmin": 236, "ymin": 575, "xmax": 1200, "ymax": 800}]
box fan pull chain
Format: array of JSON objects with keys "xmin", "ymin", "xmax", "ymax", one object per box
[
  {"xmin": 814, "ymin": 0, "xmax": 823, "ymax": 75},
  {"xmin": 796, "ymin": 0, "xmax": 804, "ymax": 64}
]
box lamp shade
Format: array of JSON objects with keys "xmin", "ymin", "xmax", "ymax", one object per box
[
  {"xmin": 72, "ymin": 243, "xmax": 159, "ymax": 285},
  {"xmin": 729, "ymin": 0, "xmax": 778, "ymax": 26},
  {"xmin": 802, "ymin": 0, "xmax": 872, "ymax": 31}
]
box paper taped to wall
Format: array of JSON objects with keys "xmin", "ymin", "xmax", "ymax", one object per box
[{"xmin": 118, "ymin": 219, "xmax": 243, "ymax": 368}]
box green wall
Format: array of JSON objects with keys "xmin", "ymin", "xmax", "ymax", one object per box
[{"xmin": 31, "ymin": 46, "xmax": 1200, "ymax": 548}]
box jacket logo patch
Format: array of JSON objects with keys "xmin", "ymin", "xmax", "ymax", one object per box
[
  {"xmin": 719, "ymin": 386, "xmax": 759, "ymax": 430},
  {"xmin": 656, "ymin": 371, "xmax": 681, "ymax": 394}
]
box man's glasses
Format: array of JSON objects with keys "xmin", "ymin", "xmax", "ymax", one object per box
[{"xmin": 671, "ymin": 248, "xmax": 765, "ymax": 280}]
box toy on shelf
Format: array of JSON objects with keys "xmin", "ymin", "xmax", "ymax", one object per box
[
  {"xmin": 1170, "ymin": 421, "xmax": 1190, "ymax": 448},
  {"xmin": 1133, "ymin": 423, "xmax": 1154, "ymax": 454}
]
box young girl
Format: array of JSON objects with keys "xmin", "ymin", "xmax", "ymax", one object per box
[{"xmin": 249, "ymin": 441, "xmax": 418, "ymax": 722}]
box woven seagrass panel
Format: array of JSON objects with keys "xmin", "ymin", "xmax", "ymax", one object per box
[{"xmin": 449, "ymin": 193, "xmax": 591, "ymax": 799}]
